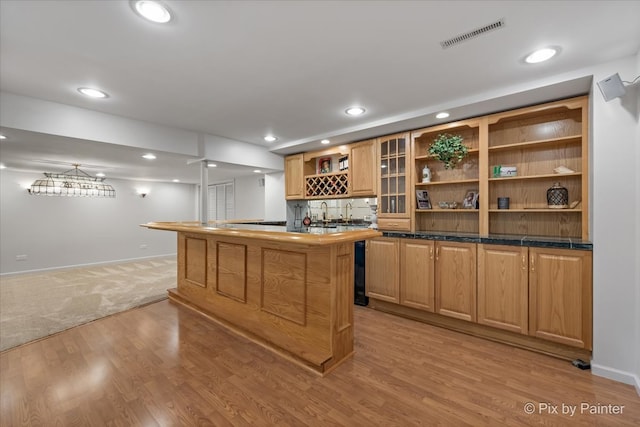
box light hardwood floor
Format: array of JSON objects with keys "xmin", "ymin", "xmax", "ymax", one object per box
[{"xmin": 1, "ymin": 300, "xmax": 638, "ymax": 426}]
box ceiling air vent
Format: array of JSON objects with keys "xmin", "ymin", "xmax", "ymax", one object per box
[{"xmin": 440, "ymin": 18, "xmax": 505, "ymax": 49}]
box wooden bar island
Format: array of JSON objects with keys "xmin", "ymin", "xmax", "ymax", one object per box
[{"xmin": 142, "ymin": 222, "xmax": 381, "ymax": 375}]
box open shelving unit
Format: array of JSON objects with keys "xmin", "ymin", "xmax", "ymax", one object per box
[
  {"xmin": 406, "ymin": 96, "xmax": 588, "ymax": 239},
  {"xmin": 411, "ymin": 120, "xmax": 481, "ymax": 234},
  {"xmin": 486, "ymin": 97, "xmax": 588, "ymax": 239}
]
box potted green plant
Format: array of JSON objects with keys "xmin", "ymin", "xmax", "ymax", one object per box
[{"xmin": 428, "ymin": 133, "xmax": 469, "ymax": 169}]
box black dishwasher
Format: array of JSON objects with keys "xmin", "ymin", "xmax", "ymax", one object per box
[{"xmin": 354, "ymin": 241, "xmax": 368, "ymax": 306}]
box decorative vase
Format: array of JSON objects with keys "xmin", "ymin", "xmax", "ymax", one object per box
[
  {"xmin": 547, "ymin": 182, "xmax": 569, "ymax": 208},
  {"xmin": 422, "ymin": 165, "xmax": 431, "ymax": 183},
  {"xmin": 368, "ymin": 204, "xmax": 378, "ymax": 230}
]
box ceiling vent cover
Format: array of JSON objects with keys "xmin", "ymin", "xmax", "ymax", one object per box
[{"xmin": 440, "ymin": 18, "xmax": 505, "ymax": 49}]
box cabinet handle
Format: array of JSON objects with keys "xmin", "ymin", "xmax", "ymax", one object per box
[
  {"xmin": 522, "ymin": 255, "xmax": 526, "ymax": 271},
  {"xmin": 530, "ymin": 255, "xmax": 535, "ymax": 272},
  {"xmin": 435, "ymin": 247, "xmax": 440, "ymax": 261},
  {"xmin": 429, "ymin": 247, "xmax": 434, "ymax": 260}
]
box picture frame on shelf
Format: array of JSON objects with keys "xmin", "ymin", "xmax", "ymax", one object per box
[
  {"xmin": 416, "ymin": 190, "xmax": 432, "ymax": 210},
  {"xmin": 462, "ymin": 189, "xmax": 479, "ymax": 209},
  {"xmin": 319, "ymin": 157, "xmax": 332, "ymax": 174}
]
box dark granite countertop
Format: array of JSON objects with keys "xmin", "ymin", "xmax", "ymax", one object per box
[{"xmin": 381, "ymin": 231, "xmax": 592, "ymax": 250}]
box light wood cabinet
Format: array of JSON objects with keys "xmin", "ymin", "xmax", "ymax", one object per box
[
  {"xmin": 302, "ymin": 147, "xmax": 351, "ymax": 199},
  {"xmin": 368, "ymin": 238, "xmax": 592, "ymax": 353},
  {"xmin": 412, "ymin": 119, "xmax": 482, "ymax": 234},
  {"xmin": 435, "ymin": 241, "xmax": 477, "ymax": 322},
  {"xmin": 477, "ymin": 244, "xmax": 528, "ymax": 334},
  {"xmin": 529, "ymin": 247, "xmax": 592, "ymax": 349},
  {"xmin": 377, "ymin": 133, "xmax": 411, "ymax": 230},
  {"xmin": 350, "ymin": 139, "xmax": 377, "ymax": 197},
  {"xmin": 487, "ymin": 97, "xmax": 588, "ymax": 239},
  {"xmin": 285, "ymin": 154, "xmax": 304, "ymax": 200},
  {"xmin": 286, "ymin": 142, "xmax": 376, "ymax": 200},
  {"xmin": 400, "ymin": 239, "xmax": 435, "ymax": 312},
  {"xmin": 409, "ymin": 96, "xmax": 588, "ymax": 240},
  {"xmin": 365, "ymin": 237, "xmax": 399, "ymax": 303}
]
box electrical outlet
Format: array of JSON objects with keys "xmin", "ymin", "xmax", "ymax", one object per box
[
  {"xmin": 139, "ymin": 244, "xmax": 148, "ymax": 250},
  {"xmin": 16, "ymin": 254, "xmax": 27, "ymax": 261}
]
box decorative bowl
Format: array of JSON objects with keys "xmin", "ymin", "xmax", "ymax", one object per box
[{"xmin": 438, "ymin": 201, "xmax": 458, "ymax": 209}]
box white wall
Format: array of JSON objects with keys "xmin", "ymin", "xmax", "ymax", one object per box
[
  {"xmin": 0, "ymin": 169, "xmax": 197, "ymax": 274},
  {"xmin": 588, "ymin": 54, "xmax": 639, "ymax": 392},
  {"xmin": 264, "ymin": 172, "xmax": 286, "ymax": 221},
  {"xmin": 233, "ymin": 175, "xmax": 266, "ymax": 220},
  {"xmin": 636, "ymin": 51, "xmax": 640, "ymax": 396}
]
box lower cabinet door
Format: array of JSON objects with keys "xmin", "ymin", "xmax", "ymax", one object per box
[
  {"xmin": 400, "ymin": 239, "xmax": 435, "ymax": 312},
  {"xmin": 529, "ymin": 247, "xmax": 593, "ymax": 349},
  {"xmin": 477, "ymin": 244, "xmax": 529, "ymax": 334},
  {"xmin": 435, "ymin": 241, "xmax": 477, "ymax": 322},
  {"xmin": 365, "ymin": 237, "xmax": 399, "ymax": 302}
]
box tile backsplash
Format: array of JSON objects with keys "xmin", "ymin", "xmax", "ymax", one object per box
[{"xmin": 287, "ymin": 198, "xmax": 376, "ymax": 225}]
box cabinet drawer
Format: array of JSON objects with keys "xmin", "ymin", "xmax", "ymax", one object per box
[{"xmin": 378, "ymin": 218, "xmax": 411, "ymax": 231}]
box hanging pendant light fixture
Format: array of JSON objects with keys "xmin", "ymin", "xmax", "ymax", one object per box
[{"xmin": 29, "ymin": 164, "xmax": 116, "ymax": 197}]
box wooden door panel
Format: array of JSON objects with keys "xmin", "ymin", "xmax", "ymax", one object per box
[
  {"xmin": 477, "ymin": 244, "xmax": 528, "ymax": 334},
  {"xmin": 435, "ymin": 242, "xmax": 477, "ymax": 322},
  {"xmin": 400, "ymin": 240, "xmax": 435, "ymax": 312},
  {"xmin": 365, "ymin": 238, "xmax": 399, "ymax": 302}
]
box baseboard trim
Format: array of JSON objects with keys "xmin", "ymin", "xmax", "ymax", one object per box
[
  {"xmin": 0, "ymin": 253, "xmax": 176, "ymax": 277},
  {"xmin": 591, "ymin": 363, "xmax": 640, "ymax": 395}
]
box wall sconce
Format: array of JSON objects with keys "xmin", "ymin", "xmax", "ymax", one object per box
[
  {"xmin": 137, "ymin": 188, "xmax": 149, "ymax": 198},
  {"xmin": 139, "ymin": 193, "xmax": 147, "ymax": 198}
]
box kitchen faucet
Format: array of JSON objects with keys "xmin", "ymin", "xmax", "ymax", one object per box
[
  {"xmin": 320, "ymin": 201, "xmax": 328, "ymax": 223},
  {"xmin": 344, "ymin": 202, "xmax": 353, "ymax": 224}
]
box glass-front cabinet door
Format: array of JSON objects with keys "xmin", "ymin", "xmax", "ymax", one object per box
[{"xmin": 377, "ymin": 133, "xmax": 411, "ymax": 230}]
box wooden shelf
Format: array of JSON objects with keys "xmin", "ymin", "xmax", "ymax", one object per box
[
  {"xmin": 489, "ymin": 209, "xmax": 582, "ymax": 213},
  {"xmin": 488, "ymin": 135, "xmax": 581, "ymax": 152},
  {"xmin": 416, "ymin": 209, "xmax": 478, "ymax": 213},
  {"xmin": 414, "ymin": 148, "xmax": 480, "ymax": 161},
  {"xmin": 380, "ymin": 154, "xmax": 407, "ymax": 160},
  {"xmin": 417, "ymin": 179, "xmax": 479, "ymax": 186},
  {"xmin": 489, "ymin": 172, "xmax": 581, "ymax": 182}
]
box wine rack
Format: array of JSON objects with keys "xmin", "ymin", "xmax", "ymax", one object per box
[{"xmin": 305, "ymin": 172, "xmax": 349, "ymax": 198}]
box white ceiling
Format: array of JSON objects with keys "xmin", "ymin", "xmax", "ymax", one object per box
[{"xmin": 1, "ymin": 1, "xmax": 639, "ymax": 183}]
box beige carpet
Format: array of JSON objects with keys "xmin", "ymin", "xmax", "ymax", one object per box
[{"xmin": 0, "ymin": 256, "xmax": 176, "ymax": 352}]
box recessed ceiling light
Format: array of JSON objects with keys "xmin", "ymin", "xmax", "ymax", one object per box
[
  {"xmin": 172, "ymin": 179, "xmax": 180, "ymax": 182},
  {"xmin": 0, "ymin": 134, "xmax": 6, "ymax": 140},
  {"xmin": 78, "ymin": 87, "xmax": 109, "ymax": 98},
  {"xmin": 142, "ymin": 153, "xmax": 156, "ymax": 160},
  {"xmin": 345, "ymin": 106, "xmax": 366, "ymax": 116},
  {"xmin": 96, "ymin": 172, "xmax": 105, "ymax": 177},
  {"xmin": 436, "ymin": 112, "xmax": 450, "ymax": 119},
  {"xmin": 0, "ymin": 164, "xmax": 6, "ymax": 169},
  {"xmin": 264, "ymin": 135, "xmax": 277, "ymax": 142},
  {"xmin": 253, "ymin": 169, "xmax": 262, "ymax": 173},
  {"xmin": 133, "ymin": 0, "xmax": 171, "ymax": 23},
  {"xmin": 207, "ymin": 163, "xmax": 217, "ymax": 168},
  {"xmin": 321, "ymin": 139, "xmax": 330, "ymax": 145},
  {"xmin": 525, "ymin": 48, "xmax": 557, "ymax": 64}
]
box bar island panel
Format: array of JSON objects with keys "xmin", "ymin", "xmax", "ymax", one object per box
[{"xmin": 141, "ymin": 222, "xmax": 381, "ymax": 375}]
